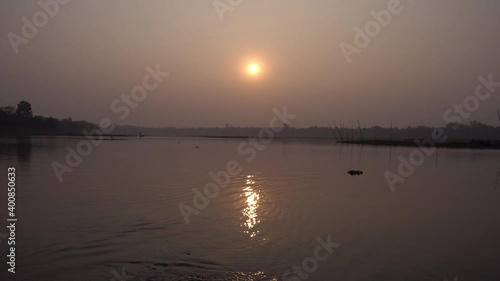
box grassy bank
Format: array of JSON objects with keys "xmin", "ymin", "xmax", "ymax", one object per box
[{"xmin": 338, "ymin": 139, "xmax": 500, "ymax": 149}]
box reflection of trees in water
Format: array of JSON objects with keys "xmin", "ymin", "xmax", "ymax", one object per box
[
  {"xmin": 495, "ymin": 162, "xmax": 500, "ymax": 190},
  {"xmin": 15, "ymin": 137, "xmax": 32, "ymax": 163},
  {"xmin": 0, "ymin": 137, "xmax": 32, "ymax": 163}
]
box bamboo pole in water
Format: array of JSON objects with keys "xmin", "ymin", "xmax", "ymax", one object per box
[
  {"xmin": 327, "ymin": 122, "xmax": 337, "ymax": 141},
  {"xmin": 340, "ymin": 120, "xmax": 343, "ymax": 140},
  {"xmin": 333, "ymin": 120, "xmax": 344, "ymax": 142},
  {"xmin": 390, "ymin": 120, "xmax": 393, "ymax": 143},
  {"xmin": 357, "ymin": 120, "xmax": 363, "ymax": 141}
]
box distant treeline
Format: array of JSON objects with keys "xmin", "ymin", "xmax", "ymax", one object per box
[
  {"xmin": 114, "ymin": 122, "xmax": 500, "ymax": 141},
  {"xmin": 2, "ymin": 101, "xmax": 500, "ymax": 140},
  {"xmin": 0, "ymin": 101, "xmax": 98, "ymax": 136}
]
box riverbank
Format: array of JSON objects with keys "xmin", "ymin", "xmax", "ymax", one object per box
[{"xmin": 338, "ymin": 139, "xmax": 500, "ymax": 149}]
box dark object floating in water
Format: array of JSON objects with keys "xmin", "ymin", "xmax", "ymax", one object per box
[
  {"xmin": 348, "ymin": 170, "xmax": 363, "ymax": 176},
  {"xmin": 195, "ymin": 146, "xmax": 199, "ymax": 148}
]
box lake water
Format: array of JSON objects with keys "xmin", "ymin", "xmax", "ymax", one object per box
[{"xmin": 0, "ymin": 137, "xmax": 499, "ymax": 281}]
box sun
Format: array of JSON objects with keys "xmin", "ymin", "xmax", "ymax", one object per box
[{"xmin": 246, "ymin": 63, "xmax": 261, "ymax": 76}]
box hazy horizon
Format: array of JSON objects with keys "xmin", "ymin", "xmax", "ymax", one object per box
[
  {"xmin": 2, "ymin": 0, "xmax": 500, "ymax": 129},
  {"xmin": 2, "ymin": 2, "xmax": 500, "ymax": 280}
]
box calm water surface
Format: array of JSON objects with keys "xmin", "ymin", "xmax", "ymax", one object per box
[{"xmin": 0, "ymin": 137, "xmax": 499, "ymax": 281}]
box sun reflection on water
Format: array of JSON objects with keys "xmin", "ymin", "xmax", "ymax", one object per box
[{"xmin": 241, "ymin": 175, "xmax": 261, "ymax": 237}]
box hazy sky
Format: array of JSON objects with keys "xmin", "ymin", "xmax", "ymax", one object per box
[{"xmin": 1, "ymin": 0, "xmax": 500, "ymax": 128}]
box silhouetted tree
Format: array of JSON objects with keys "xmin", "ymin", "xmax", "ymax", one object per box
[
  {"xmin": 0, "ymin": 106, "xmax": 15, "ymax": 115},
  {"xmin": 16, "ymin": 101, "xmax": 33, "ymax": 119}
]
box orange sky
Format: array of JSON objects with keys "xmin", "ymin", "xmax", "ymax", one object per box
[{"xmin": 1, "ymin": 0, "xmax": 500, "ymax": 128}]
